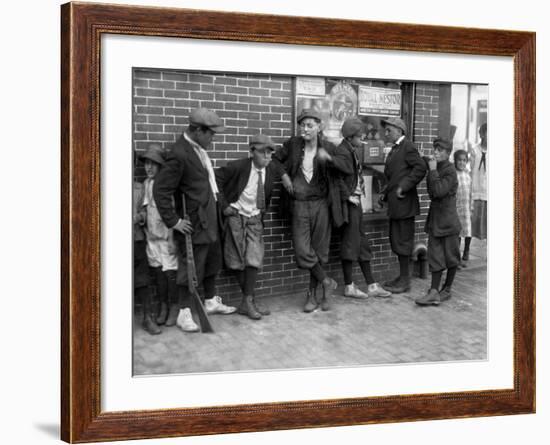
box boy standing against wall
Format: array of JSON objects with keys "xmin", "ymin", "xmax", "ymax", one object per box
[
  {"xmin": 415, "ymin": 138, "xmax": 462, "ymax": 306},
  {"xmin": 215, "ymin": 134, "xmax": 282, "ymax": 320},
  {"xmin": 272, "ymin": 109, "xmax": 338, "ymax": 313}
]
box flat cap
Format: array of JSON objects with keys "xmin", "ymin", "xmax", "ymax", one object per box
[
  {"xmin": 381, "ymin": 117, "xmax": 407, "ymax": 134},
  {"xmin": 249, "ymin": 134, "xmax": 276, "ymax": 150},
  {"xmin": 139, "ymin": 144, "xmax": 165, "ymax": 165},
  {"xmin": 433, "ymin": 138, "xmax": 453, "ymax": 153},
  {"xmin": 297, "ymin": 108, "xmax": 322, "ymax": 124},
  {"xmin": 341, "ymin": 117, "xmax": 365, "ymax": 138},
  {"xmin": 189, "ymin": 108, "xmax": 226, "ymax": 132}
]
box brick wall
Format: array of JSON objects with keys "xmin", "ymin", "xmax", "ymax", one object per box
[
  {"xmin": 133, "ymin": 70, "xmax": 293, "ymax": 153},
  {"xmin": 133, "ymin": 70, "xmax": 441, "ymax": 303},
  {"xmin": 412, "ymin": 83, "xmax": 441, "ymax": 248}
]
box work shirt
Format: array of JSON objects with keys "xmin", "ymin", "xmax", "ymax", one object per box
[
  {"xmin": 301, "ymin": 147, "xmax": 316, "ymax": 183},
  {"xmin": 230, "ymin": 166, "xmax": 266, "ymax": 217}
]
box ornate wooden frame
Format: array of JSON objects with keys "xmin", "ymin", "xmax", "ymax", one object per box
[{"xmin": 61, "ymin": 2, "xmax": 535, "ymax": 442}]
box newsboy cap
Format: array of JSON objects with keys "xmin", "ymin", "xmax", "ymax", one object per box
[
  {"xmin": 189, "ymin": 108, "xmax": 226, "ymax": 132},
  {"xmin": 139, "ymin": 144, "xmax": 165, "ymax": 165},
  {"xmin": 341, "ymin": 117, "xmax": 365, "ymax": 138},
  {"xmin": 249, "ymin": 134, "xmax": 276, "ymax": 150},
  {"xmin": 381, "ymin": 117, "xmax": 407, "ymax": 134},
  {"xmin": 433, "ymin": 138, "xmax": 453, "ymax": 153},
  {"xmin": 297, "ymin": 108, "xmax": 322, "ymax": 124}
]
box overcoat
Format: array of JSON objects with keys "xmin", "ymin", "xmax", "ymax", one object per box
[
  {"xmin": 383, "ymin": 137, "xmax": 427, "ymax": 220},
  {"xmin": 424, "ymin": 159, "xmax": 462, "ymax": 237},
  {"xmin": 153, "ymin": 134, "xmax": 218, "ymax": 245}
]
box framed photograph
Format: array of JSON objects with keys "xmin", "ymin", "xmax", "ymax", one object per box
[{"xmin": 61, "ymin": 2, "xmax": 535, "ymax": 442}]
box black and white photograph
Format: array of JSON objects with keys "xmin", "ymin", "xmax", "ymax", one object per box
[
  {"xmin": 4, "ymin": 0, "xmax": 546, "ymax": 444},
  {"xmin": 132, "ymin": 69, "xmax": 489, "ymax": 375}
]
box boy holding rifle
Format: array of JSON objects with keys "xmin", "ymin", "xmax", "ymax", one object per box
[{"xmin": 153, "ymin": 108, "xmax": 236, "ymax": 333}]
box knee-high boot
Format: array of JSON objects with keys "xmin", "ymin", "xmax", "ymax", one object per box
[
  {"xmin": 138, "ymin": 286, "xmax": 161, "ymax": 335},
  {"xmin": 154, "ymin": 267, "xmax": 169, "ymax": 325}
]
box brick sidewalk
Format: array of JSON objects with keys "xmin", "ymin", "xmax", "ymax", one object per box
[{"xmin": 133, "ymin": 241, "xmax": 487, "ymax": 375}]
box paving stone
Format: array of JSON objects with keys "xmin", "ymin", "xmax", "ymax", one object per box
[{"xmin": 133, "ymin": 243, "xmax": 488, "ymax": 375}]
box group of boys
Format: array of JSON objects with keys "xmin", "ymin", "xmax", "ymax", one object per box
[{"xmin": 136, "ymin": 106, "xmax": 463, "ymax": 335}]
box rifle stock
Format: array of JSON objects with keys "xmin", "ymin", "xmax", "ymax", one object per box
[{"xmin": 182, "ymin": 196, "xmax": 214, "ymax": 333}]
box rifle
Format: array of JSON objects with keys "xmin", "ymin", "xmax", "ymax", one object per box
[{"xmin": 182, "ymin": 195, "xmax": 214, "ymax": 333}]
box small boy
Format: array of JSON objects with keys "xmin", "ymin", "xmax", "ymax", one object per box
[
  {"xmin": 134, "ymin": 178, "xmax": 161, "ymax": 335},
  {"xmin": 215, "ymin": 134, "xmax": 282, "ymax": 320},
  {"xmin": 415, "ymin": 138, "xmax": 462, "ymax": 306},
  {"xmin": 139, "ymin": 144, "xmax": 180, "ymax": 329}
]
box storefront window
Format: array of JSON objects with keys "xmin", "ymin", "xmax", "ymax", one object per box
[
  {"xmin": 294, "ymin": 76, "xmax": 414, "ymax": 215},
  {"xmin": 442, "ymin": 84, "xmax": 488, "ymax": 156}
]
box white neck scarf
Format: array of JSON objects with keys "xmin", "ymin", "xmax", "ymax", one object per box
[{"xmin": 184, "ymin": 132, "xmax": 219, "ymax": 200}]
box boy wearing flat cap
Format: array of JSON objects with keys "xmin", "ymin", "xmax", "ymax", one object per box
[
  {"xmin": 272, "ymin": 108, "xmax": 338, "ymax": 313},
  {"xmin": 330, "ymin": 117, "xmax": 392, "ymax": 300},
  {"xmin": 215, "ymin": 134, "xmax": 282, "ymax": 320},
  {"xmin": 415, "ymin": 138, "xmax": 462, "ymax": 306},
  {"xmin": 153, "ymin": 108, "xmax": 236, "ymax": 333},
  {"xmin": 380, "ymin": 117, "xmax": 427, "ymax": 294}
]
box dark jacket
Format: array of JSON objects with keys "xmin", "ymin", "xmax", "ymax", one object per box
[
  {"xmin": 215, "ymin": 157, "xmax": 281, "ymax": 214},
  {"xmin": 153, "ymin": 134, "xmax": 218, "ymax": 245},
  {"xmin": 327, "ymin": 139, "xmax": 366, "ymax": 225},
  {"xmin": 424, "ymin": 159, "xmax": 462, "ymax": 237},
  {"xmin": 383, "ymin": 137, "xmax": 427, "ymax": 220},
  {"xmin": 331, "ymin": 139, "xmax": 362, "ymax": 200},
  {"xmin": 272, "ymin": 135, "xmax": 345, "ymax": 227}
]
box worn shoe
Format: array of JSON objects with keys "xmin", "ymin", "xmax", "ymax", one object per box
[
  {"xmin": 384, "ymin": 277, "xmax": 410, "ymax": 294},
  {"xmin": 176, "ymin": 308, "xmax": 200, "ymax": 332},
  {"xmin": 156, "ymin": 302, "xmax": 168, "ymax": 325},
  {"xmin": 344, "ymin": 282, "xmax": 369, "ymax": 299},
  {"xmin": 253, "ymin": 295, "xmax": 271, "ymax": 316},
  {"xmin": 142, "ymin": 313, "xmax": 162, "ymax": 335},
  {"xmin": 320, "ymin": 277, "xmax": 337, "ymax": 311},
  {"xmin": 238, "ymin": 295, "xmax": 262, "ymax": 320},
  {"xmin": 415, "ymin": 288, "xmax": 441, "ymax": 306},
  {"xmin": 439, "ymin": 286, "xmax": 452, "ymax": 302},
  {"xmin": 367, "ymin": 282, "xmax": 392, "ymax": 298},
  {"xmin": 303, "ymin": 290, "xmax": 318, "ymax": 313},
  {"xmin": 165, "ymin": 303, "xmax": 180, "ymax": 327},
  {"xmin": 462, "ymin": 251, "xmax": 470, "ymax": 261},
  {"xmin": 205, "ymin": 295, "xmax": 237, "ymax": 315},
  {"xmin": 383, "ymin": 275, "xmax": 401, "ymax": 288}
]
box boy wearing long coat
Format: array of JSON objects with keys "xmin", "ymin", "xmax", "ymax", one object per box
[
  {"xmin": 153, "ymin": 108, "xmax": 236, "ymax": 332},
  {"xmin": 380, "ymin": 117, "xmax": 427, "ymax": 293},
  {"xmin": 415, "ymin": 138, "xmax": 462, "ymax": 305}
]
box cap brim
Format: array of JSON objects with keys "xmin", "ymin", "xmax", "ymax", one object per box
[
  {"xmin": 252, "ymin": 144, "xmax": 276, "ymax": 151},
  {"xmin": 380, "ymin": 120, "xmax": 405, "ymax": 132},
  {"xmin": 209, "ymin": 125, "xmax": 226, "ymax": 133},
  {"xmin": 139, "ymin": 154, "xmax": 165, "ymax": 165},
  {"xmin": 297, "ymin": 115, "xmax": 321, "ymax": 124}
]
